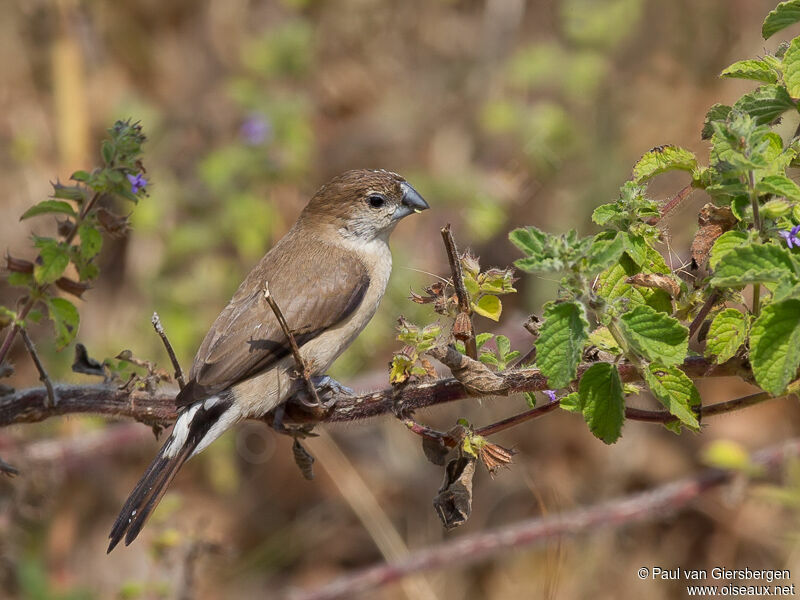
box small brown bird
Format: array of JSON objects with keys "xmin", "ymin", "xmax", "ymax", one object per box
[{"xmin": 108, "ymin": 169, "xmax": 428, "ymax": 551}]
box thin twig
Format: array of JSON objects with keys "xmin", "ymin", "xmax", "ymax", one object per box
[
  {"xmin": 19, "ymin": 327, "xmax": 57, "ymax": 408},
  {"xmin": 151, "ymin": 312, "xmax": 186, "ymax": 390},
  {"xmin": 688, "ymin": 290, "xmax": 720, "ymax": 339},
  {"xmin": 288, "ymin": 437, "xmax": 800, "ymax": 600},
  {"xmin": 263, "ymin": 282, "xmax": 322, "ymax": 406},
  {"xmin": 441, "ymin": 225, "xmax": 477, "ymax": 359}
]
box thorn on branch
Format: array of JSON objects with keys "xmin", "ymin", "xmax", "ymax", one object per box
[
  {"xmin": 19, "ymin": 327, "xmax": 57, "ymax": 408},
  {"xmin": 151, "ymin": 312, "xmax": 186, "ymax": 390},
  {"xmin": 440, "ymin": 224, "xmax": 477, "ymax": 359}
]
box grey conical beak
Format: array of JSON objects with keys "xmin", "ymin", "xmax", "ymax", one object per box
[{"xmin": 392, "ymin": 181, "xmax": 430, "ymax": 220}]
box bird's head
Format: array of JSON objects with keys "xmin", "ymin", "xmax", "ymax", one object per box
[{"xmin": 299, "ymin": 169, "xmax": 429, "ymax": 241}]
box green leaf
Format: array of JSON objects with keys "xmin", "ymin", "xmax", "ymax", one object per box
[
  {"xmin": 720, "ymin": 59, "xmax": 778, "ymax": 83},
  {"xmin": 709, "ymin": 231, "xmax": 749, "ymax": 270},
  {"xmin": 643, "ymin": 364, "xmax": 701, "ymax": 430},
  {"xmin": 20, "ymin": 200, "xmax": 77, "ymax": 221},
  {"xmin": 595, "ymin": 253, "xmax": 673, "ymax": 312},
  {"xmin": 710, "ymin": 243, "xmax": 798, "ymax": 288},
  {"xmin": 523, "ymin": 391, "xmax": 537, "ymax": 408},
  {"xmin": 476, "ymin": 332, "xmax": 493, "ymax": 349},
  {"xmin": 586, "ymin": 232, "xmax": 625, "ymax": 272},
  {"xmin": 702, "ymin": 104, "xmax": 732, "ymax": 140},
  {"xmin": 757, "ymin": 174, "xmax": 800, "ymax": 201},
  {"xmin": 749, "ymin": 299, "xmax": 800, "ymax": 396},
  {"xmin": 622, "ymin": 234, "xmax": 670, "ymax": 273},
  {"xmin": 588, "ymin": 326, "xmax": 622, "ymax": 354},
  {"xmin": 559, "ymin": 391, "xmax": 581, "ymax": 413},
  {"xmin": 33, "ymin": 238, "xmax": 70, "ymax": 285},
  {"xmin": 633, "ymin": 145, "xmax": 697, "ymax": 183},
  {"xmin": 733, "ymin": 85, "xmax": 796, "ymax": 126},
  {"xmin": 784, "ymin": 37, "xmax": 800, "ymax": 97},
  {"xmin": 579, "ymin": 363, "xmax": 624, "ymax": 444},
  {"xmin": 509, "ymin": 226, "xmax": 547, "ymax": 263},
  {"xmin": 618, "ymin": 305, "xmax": 689, "ymax": 366},
  {"xmin": 591, "ymin": 203, "xmax": 621, "ymax": 226},
  {"xmin": 78, "ymin": 223, "xmax": 103, "ymax": 260},
  {"xmin": 7, "ymin": 272, "xmax": 32, "ymax": 288},
  {"xmin": 47, "ymin": 297, "xmax": 80, "ymax": 349},
  {"xmin": 535, "ymin": 301, "xmax": 589, "ymax": 389},
  {"xmin": 70, "ymin": 170, "xmax": 91, "ymax": 182},
  {"xmin": 705, "ymin": 309, "xmax": 748, "ymax": 364},
  {"xmin": 763, "ymin": 0, "xmax": 800, "ymax": 39},
  {"xmin": 471, "ymin": 295, "xmax": 502, "ymax": 321},
  {"xmin": 101, "ymin": 140, "xmax": 114, "ymax": 165},
  {"xmin": 496, "ymin": 335, "xmax": 511, "ymax": 358}
]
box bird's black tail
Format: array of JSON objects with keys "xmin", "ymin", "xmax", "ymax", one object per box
[{"xmin": 107, "ymin": 395, "xmax": 234, "ymax": 552}]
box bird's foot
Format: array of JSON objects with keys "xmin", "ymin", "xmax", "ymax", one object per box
[{"xmin": 269, "ymin": 403, "xmax": 317, "ymax": 439}]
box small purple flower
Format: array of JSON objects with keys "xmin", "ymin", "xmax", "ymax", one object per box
[
  {"xmin": 779, "ymin": 224, "xmax": 800, "ymax": 249},
  {"xmin": 240, "ymin": 114, "xmax": 271, "ymax": 146},
  {"xmin": 544, "ymin": 390, "xmax": 557, "ymax": 402},
  {"xmin": 127, "ymin": 173, "xmax": 147, "ymax": 194}
]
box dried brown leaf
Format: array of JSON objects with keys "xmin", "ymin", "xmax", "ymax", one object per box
[{"xmin": 433, "ymin": 455, "xmax": 475, "ymax": 529}]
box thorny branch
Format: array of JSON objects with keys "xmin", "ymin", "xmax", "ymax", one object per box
[
  {"xmin": 0, "ymin": 354, "xmax": 754, "ymax": 430},
  {"xmin": 288, "ymin": 436, "xmax": 800, "ymax": 600},
  {"xmin": 441, "ymin": 224, "xmax": 477, "ymax": 360}
]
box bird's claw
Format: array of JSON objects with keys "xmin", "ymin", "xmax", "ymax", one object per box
[{"xmin": 304, "ymin": 375, "xmax": 353, "ymax": 409}]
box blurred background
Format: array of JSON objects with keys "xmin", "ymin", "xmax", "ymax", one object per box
[{"xmin": 2, "ymin": 0, "xmax": 800, "ymax": 598}]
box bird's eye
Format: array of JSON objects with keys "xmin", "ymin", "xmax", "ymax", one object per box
[{"xmin": 367, "ymin": 194, "xmax": 386, "ymax": 209}]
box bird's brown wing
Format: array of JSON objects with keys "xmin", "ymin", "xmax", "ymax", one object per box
[{"xmin": 175, "ymin": 238, "xmax": 370, "ymax": 407}]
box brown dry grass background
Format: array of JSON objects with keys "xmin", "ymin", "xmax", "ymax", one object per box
[{"xmin": 2, "ymin": 0, "xmax": 800, "ymax": 598}]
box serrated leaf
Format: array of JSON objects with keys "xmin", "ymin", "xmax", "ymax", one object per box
[
  {"xmin": 47, "ymin": 297, "xmax": 80, "ymax": 349},
  {"xmin": 786, "ymin": 37, "xmax": 800, "ymax": 97},
  {"xmin": 595, "ymin": 253, "xmax": 673, "ymax": 312},
  {"xmin": 702, "ymin": 104, "xmax": 732, "ymax": 140},
  {"xmin": 509, "ymin": 226, "xmax": 547, "ymax": 261},
  {"xmin": 643, "ymin": 364, "xmax": 701, "ymax": 430},
  {"xmin": 757, "ymin": 174, "xmax": 800, "ymax": 201},
  {"xmin": 559, "ymin": 391, "xmax": 581, "ymax": 413},
  {"xmin": 749, "ymin": 298, "xmax": 800, "ymax": 396},
  {"xmin": 622, "ymin": 234, "xmax": 670, "ymax": 273},
  {"xmin": 733, "ymin": 85, "xmax": 796, "ymax": 126},
  {"xmin": 720, "ymin": 59, "xmax": 779, "ymax": 83},
  {"xmin": 78, "ymin": 223, "xmax": 103, "ymax": 260},
  {"xmin": 586, "ymin": 232, "xmax": 625, "ymax": 272},
  {"xmin": 709, "ymin": 231, "xmax": 749, "ymax": 270},
  {"xmin": 472, "ymin": 295, "xmax": 502, "ymax": 321},
  {"xmin": 33, "ymin": 238, "xmax": 70, "ymax": 285},
  {"xmin": 705, "ymin": 308, "xmax": 748, "ymax": 363},
  {"xmin": 20, "ymin": 200, "xmax": 77, "ymax": 221},
  {"xmin": 476, "ymin": 332, "xmax": 493, "ymax": 348},
  {"xmin": 763, "ymin": 0, "xmax": 800, "ymax": 39},
  {"xmin": 633, "ymin": 146, "xmax": 697, "ymax": 183},
  {"xmin": 588, "ymin": 326, "xmax": 622, "ymax": 354},
  {"xmin": 535, "ymin": 301, "xmax": 589, "ymax": 389},
  {"xmin": 496, "ymin": 335, "xmax": 511, "ymax": 358},
  {"xmin": 710, "ymin": 243, "xmax": 798, "ymax": 287},
  {"xmin": 579, "ymin": 363, "xmax": 624, "ymax": 444},
  {"xmin": 591, "ymin": 203, "xmax": 620, "ymax": 226},
  {"xmin": 618, "ymin": 305, "xmax": 689, "ymax": 366}
]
